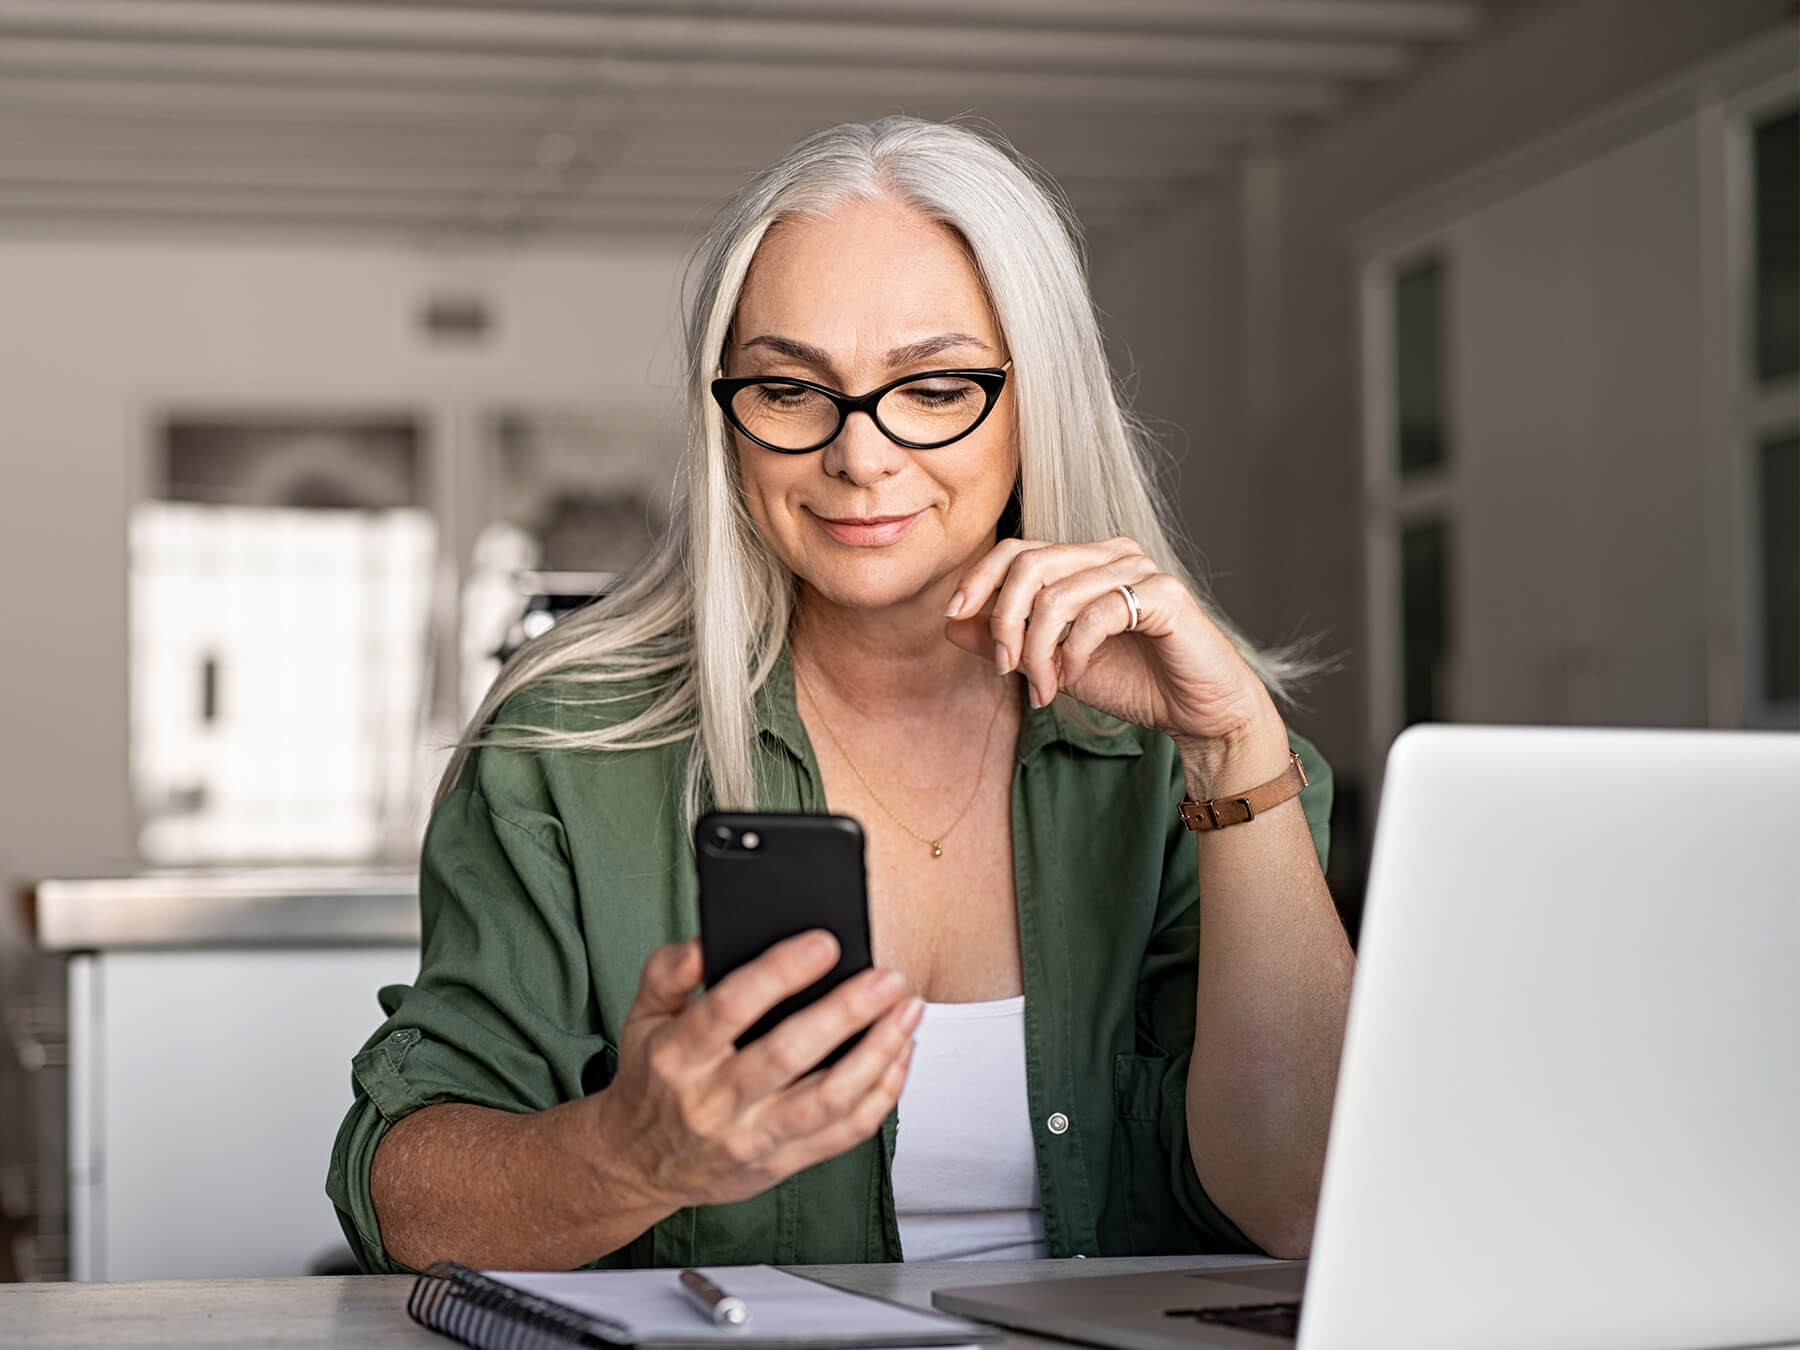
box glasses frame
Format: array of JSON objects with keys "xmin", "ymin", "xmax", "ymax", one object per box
[{"xmin": 710, "ymin": 360, "xmax": 1012, "ymax": 454}]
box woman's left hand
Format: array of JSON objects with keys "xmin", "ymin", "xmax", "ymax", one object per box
[{"xmin": 944, "ymin": 536, "xmax": 1281, "ymax": 759}]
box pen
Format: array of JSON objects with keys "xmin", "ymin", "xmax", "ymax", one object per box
[{"xmin": 679, "ymin": 1268, "xmax": 751, "ymax": 1328}]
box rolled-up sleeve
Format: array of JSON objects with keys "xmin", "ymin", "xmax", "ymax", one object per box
[
  {"xmin": 325, "ymin": 742, "xmax": 614, "ymax": 1273},
  {"xmin": 1137, "ymin": 729, "xmax": 1333, "ymax": 1252}
]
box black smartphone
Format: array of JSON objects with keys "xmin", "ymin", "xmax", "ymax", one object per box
[{"xmin": 694, "ymin": 811, "xmax": 874, "ymax": 1070}]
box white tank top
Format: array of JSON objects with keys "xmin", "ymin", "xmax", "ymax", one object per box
[{"xmin": 891, "ymin": 995, "xmax": 1050, "ymax": 1262}]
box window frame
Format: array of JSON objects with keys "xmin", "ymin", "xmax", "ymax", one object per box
[
  {"xmin": 1711, "ymin": 71, "xmax": 1800, "ymax": 729},
  {"xmin": 1360, "ymin": 241, "xmax": 1463, "ymax": 792}
]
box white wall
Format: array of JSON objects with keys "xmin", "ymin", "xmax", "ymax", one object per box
[
  {"xmin": 1094, "ymin": 192, "xmax": 1257, "ymax": 620},
  {"xmin": 1451, "ymin": 119, "xmax": 1709, "ymax": 729},
  {"xmin": 0, "ymin": 238, "xmax": 690, "ymax": 893},
  {"xmin": 1089, "ymin": 0, "xmax": 1794, "ymax": 812}
]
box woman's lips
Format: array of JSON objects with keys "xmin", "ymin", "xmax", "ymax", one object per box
[{"xmin": 812, "ymin": 510, "xmax": 923, "ymax": 546}]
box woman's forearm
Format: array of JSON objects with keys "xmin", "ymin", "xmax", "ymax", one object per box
[
  {"xmin": 371, "ymin": 1095, "xmax": 675, "ymax": 1271},
  {"xmin": 1178, "ymin": 719, "xmax": 1356, "ymax": 1259}
]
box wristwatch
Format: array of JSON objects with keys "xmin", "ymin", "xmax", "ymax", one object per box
[{"xmin": 1178, "ymin": 749, "xmax": 1308, "ymax": 832}]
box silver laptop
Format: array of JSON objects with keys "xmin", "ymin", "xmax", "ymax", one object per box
[{"xmin": 936, "ymin": 726, "xmax": 1800, "ymax": 1350}]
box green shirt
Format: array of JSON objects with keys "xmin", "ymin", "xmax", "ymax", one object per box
[{"xmin": 326, "ymin": 648, "xmax": 1332, "ymax": 1272}]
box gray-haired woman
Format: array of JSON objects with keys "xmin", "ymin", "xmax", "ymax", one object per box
[{"xmin": 328, "ymin": 116, "xmax": 1353, "ymax": 1274}]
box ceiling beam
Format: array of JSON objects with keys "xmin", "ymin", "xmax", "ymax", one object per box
[
  {"xmin": 0, "ymin": 186, "xmax": 1165, "ymax": 244},
  {"xmin": 319, "ymin": 0, "xmax": 1483, "ymax": 41},
  {"xmin": 0, "ymin": 4, "xmax": 1416, "ymax": 79},
  {"xmin": 0, "ymin": 168, "xmax": 1181, "ymax": 222},
  {"xmin": 0, "ymin": 194, "xmax": 701, "ymax": 237},
  {"xmin": 0, "ymin": 179, "xmax": 706, "ymax": 217},
  {"xmin": 0, "ymin": 111, "xmax": 1260, "ymax": 165},
  {"xmin": 0, "ymin": 142, "xmax": 1225, "ymax": 188},
  {"xmin": 0, "ymin": 41, "xmax": 1354, "ymax": 111}
]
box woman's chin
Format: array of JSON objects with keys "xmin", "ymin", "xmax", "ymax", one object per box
[{"xmin": 796, "ymin": 558, "xmax": 945, "ymax": 615}]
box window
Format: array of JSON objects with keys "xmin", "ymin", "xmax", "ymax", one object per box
[
  {"xmin": 1738, "ymin": 100, "xmax": 1799, "ymax": 726},
  {"xmin": 130, "ymin": 416, "xmax": 434, "ymax": 864},
  {"xmin": 1753, "ymin": 109, "xmax": 1798, "ymax": 385},
  {"xmin": 131, "ymin": 503, "xmax": 435, "ymax": 864},
  {"xmin": 1400, "ymin": 519, "xmax": 1452, "ymax": 726},
  {"xmin": 1361, "ymin": 242, "xmax": 1460, "ymax": 776},
  {"xmin": 1758, "ymin": 433, "xmax": 1799, "ymax": 704},
  {"xmin": 1395, "ymin": 257, "xmax": 1449, "ymax": 477}
]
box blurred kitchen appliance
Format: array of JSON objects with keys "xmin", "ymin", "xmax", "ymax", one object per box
[{"xmin": 494, "ymin": 570, "xmax": 615, "ymax": 663}]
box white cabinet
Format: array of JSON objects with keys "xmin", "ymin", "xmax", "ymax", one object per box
[{"xmin": 67, "ymin": 946, "xmax": 418, "ymax": 1280}]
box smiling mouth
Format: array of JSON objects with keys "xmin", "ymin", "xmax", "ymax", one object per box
[{"xmin": 811, "ymin": 509, "xmax": 923, "ymax": 546}]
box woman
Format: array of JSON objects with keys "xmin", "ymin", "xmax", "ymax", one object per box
[{"xmin": 327, "ymin": 116, "xmax": 1354, "ymax": 1273}]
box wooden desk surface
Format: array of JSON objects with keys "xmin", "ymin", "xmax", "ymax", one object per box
[{"xmin": 0, "ymin": 1254, "xmax": 1273, "ymax": 1348}]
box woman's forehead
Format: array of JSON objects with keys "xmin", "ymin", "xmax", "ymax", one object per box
[{"xmin": 736, "ymin": 198, "xmax": 999, "ymax": 353}]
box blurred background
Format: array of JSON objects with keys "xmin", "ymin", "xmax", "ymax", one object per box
[{"xmin": 0, "ymin": 0, "xmax": 1794, "ymax": 1286}]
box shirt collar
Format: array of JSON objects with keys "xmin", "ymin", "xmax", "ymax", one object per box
[
  {"xmin": 756, "ymin": 643, "xmax": 1145, "ymax": 765},
  {"xmin": 755, "ymin": 644, "xmax": 811, "ymax": 756}
]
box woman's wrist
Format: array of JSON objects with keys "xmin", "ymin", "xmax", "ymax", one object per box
[
  {"xmin": 1171, "ymin": 700, "xmax": 1291, "ymax": 803},
  {"xmin": 543, "ymin": 1089, "xmax": 681, "ymax": 1250},
  {"xmin": 514, "ymin": 1087, "xmax": 680, "ymax": 1267}
]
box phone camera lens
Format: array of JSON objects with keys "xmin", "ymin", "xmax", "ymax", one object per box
[{"xmin": 709, "ymin": 825, "xmax": 733, "ymax": 849}]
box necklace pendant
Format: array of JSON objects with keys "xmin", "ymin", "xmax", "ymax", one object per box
[{"xmin": 931, "ymin": 841, "xmax": 943, "ymax": 858}]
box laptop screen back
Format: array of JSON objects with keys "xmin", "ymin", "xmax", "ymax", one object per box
[{"xmin": 1301, "ymin": 726, "xmax": 1800, "ymax": 1350}]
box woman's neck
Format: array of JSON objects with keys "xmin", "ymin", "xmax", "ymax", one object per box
[{"xmin": 790, "ymin": 579, "xmax": 999, "ymax": 724}]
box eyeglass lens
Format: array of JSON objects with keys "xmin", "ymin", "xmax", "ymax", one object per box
[{"xmin": 729, "ymin": 374, "xmax": 989, "ymax": 450}]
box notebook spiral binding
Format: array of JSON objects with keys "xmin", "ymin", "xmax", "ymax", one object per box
[{"xmin": 409, "ymin": 1261, "xmax": 632, "ymax": 1350}]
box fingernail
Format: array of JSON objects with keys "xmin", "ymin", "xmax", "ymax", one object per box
[
  {"xmin": 1027, "ymin": 683, "xmax": 1043, "ymax": 709},
  {"xmin": 994, "ymin": 642, "xmax": 1011, "ymax": 675},
  {"xmin": 945, "ymin": 590, "xmax": 965, "ymax": 619},
  {"xmin": 875, "ymin": 969, "xmax": 904, "ymax": 997},
  {"xmin": 902, "ymin": 996, "xmax": 925, "ymax": 1030},
  {"xmin": 807, "ymin": 931, "xmax": 837, "ymax": 960}
]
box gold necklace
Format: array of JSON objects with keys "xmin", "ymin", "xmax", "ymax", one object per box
[{"xmin": 794, "ymin": 662, "xmax": 1008, "ymax": 859}]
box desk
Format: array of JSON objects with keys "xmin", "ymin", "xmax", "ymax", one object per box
[{"xmin": 0, "ymin": 1255, "xmax": 1275, "ymax": 1348}]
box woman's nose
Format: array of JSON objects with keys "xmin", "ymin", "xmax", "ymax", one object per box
[{"xmin": 819, "ymin": 409, "xmax": 905, "ymax": 485}]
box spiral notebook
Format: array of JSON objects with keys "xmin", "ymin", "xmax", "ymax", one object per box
[{"xmin": 407, "ymin": 1261, "xmax": 998, "ymax": 1350}]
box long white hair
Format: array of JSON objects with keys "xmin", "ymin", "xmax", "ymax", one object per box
[{"xmin": 442, "ymin": 116, "xmax": 1316, "ymax": 819}]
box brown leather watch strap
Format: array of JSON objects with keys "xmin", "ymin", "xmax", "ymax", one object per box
[{"xmin": 1178, "ymin": 749, "xmax": 1308, "ymax": 832}]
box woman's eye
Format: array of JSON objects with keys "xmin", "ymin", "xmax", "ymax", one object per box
[
  {"xmin": 902, "ymin": 382, "xmax": 975, "ymax": 406},
  {"xmin": 754, "ymin": 383, "xmax": 814, "ymax": 407}
]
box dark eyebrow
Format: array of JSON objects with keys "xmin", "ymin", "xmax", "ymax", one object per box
[{"xmin": 737, "ymin": 331, "xmax": 995, "ymax": 379}]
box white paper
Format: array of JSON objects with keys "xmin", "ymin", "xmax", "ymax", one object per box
[{"xmin": 484, "ymin": 1264, "xmax": 982, "ymax": 1347}]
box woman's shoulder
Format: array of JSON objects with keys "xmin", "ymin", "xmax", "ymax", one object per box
[
  {"xmin": 450, "ymin": 664, "xmax": 691, "ymax": 820},
  {"xmin": 486, "ymin": 663, "xmax": 678, "ymax": 739}
]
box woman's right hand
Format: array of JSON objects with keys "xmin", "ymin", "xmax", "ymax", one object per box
[{"xmin": 590, "ymin": 933, "xmax": 922, "ymax": 1213}]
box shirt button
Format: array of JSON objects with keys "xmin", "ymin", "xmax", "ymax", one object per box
[{"xmin": 1047, "ymin": 1111, "xmax": 1070, "ymax": 1135}]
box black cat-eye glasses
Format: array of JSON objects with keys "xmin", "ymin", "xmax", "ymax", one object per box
[{"xmin": 711, "ymin": 360, "xmax": 1011, "ymax": 454}]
